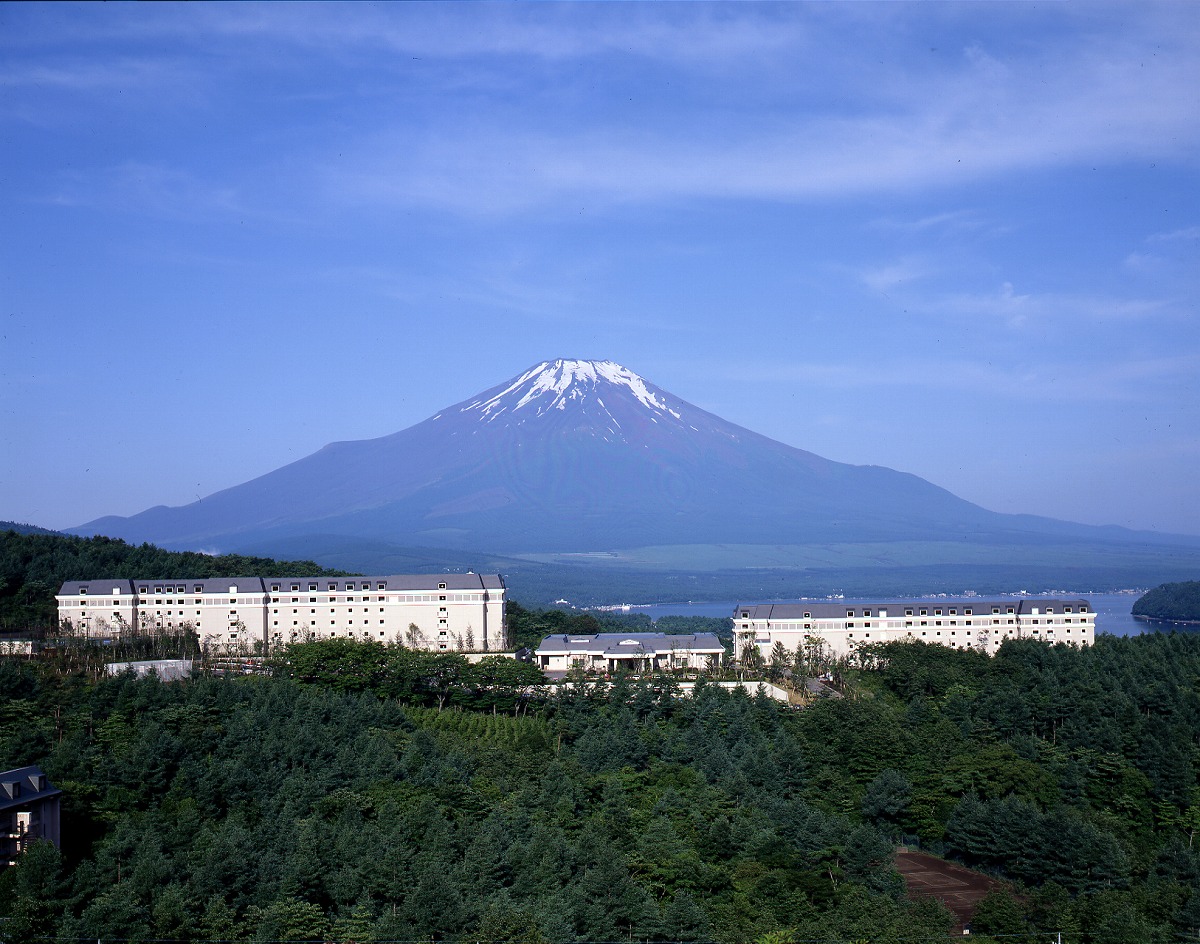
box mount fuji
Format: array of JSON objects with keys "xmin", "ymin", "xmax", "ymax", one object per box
[{"xmin": 73, "ymin": 359, "xmax": 1169, "ymax": 557}]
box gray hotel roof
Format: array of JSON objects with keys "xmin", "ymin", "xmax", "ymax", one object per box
[
  {"xmin": 58, "ymin": 579, "xmax": 136, "ymax": 595},
  {"xmin": 536, "ymin": 632, "xmax": 724, "ymax": 657},
  {"xmin": 733, "ymin": 598, "xmax": 1091, "ymax": 620},
  {"xmin": 59, "ymin": 574, "xmax": 504, "ymax": 595}
]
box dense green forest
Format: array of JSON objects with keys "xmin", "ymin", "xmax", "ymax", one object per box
[
  {"xmin": 2, "ymin": 631, "xmax": 1199, "ymax": 943},
  {"xmin": 1134, "ymin": 581, "xmax": 1200, "ymax": 622},
  {"xmin": 0, "ymin": 530, "xmax": 346, "ymax": 631}
]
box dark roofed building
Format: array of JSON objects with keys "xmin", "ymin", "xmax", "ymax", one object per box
[{"xmin": 1, "ymin": 766, "xmax": 61, "ymax": 867}]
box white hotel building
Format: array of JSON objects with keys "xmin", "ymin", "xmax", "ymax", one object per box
[
  {"xmin": 733, "ymin": 597, "xmax": 1095, "ymax": 662},
  {"xmin": 57, "ymin": 574, "xmax": 507, "ymax": 654}
]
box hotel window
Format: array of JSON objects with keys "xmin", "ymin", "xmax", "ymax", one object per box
[
  {"xmin": 309, "ymin": 584, "xmax": 317, "ymax": 591},
  {"xmin": 438, "ymin": 582, "xmax": 447, "ymax": 590}
]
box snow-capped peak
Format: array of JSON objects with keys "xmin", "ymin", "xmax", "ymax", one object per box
[{"xmin": 463, "ymin": 359, "xmax": 683, "ymax": 422}]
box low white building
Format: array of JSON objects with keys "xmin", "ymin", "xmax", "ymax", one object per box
[
  {"xmin": 535, "ymin": 632, "xmax": 724, "ymax": 674},
  {"xmin": 733, "ymin": 597, "xmax": 1096, "ymax": 662},
  {"xmin": 57, "ymin": 573, "xmax": 506, "ymax": 654}
]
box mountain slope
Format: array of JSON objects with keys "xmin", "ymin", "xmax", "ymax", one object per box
[{"xmin": 72, "ymin": 359, "xmax": 1177, "ymax": 554}]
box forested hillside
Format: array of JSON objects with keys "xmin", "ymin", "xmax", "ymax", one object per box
[
  {"xmin": 0, "ymin": 530, "xmax": 346, "ymax": 631},
  {"xmin": 1, "ymin": 632, "xmax": 1198, "ymax": 943},
  {"xmin": 1134, "ymin": 580, "xmax": 1200, "ymax": 622}
]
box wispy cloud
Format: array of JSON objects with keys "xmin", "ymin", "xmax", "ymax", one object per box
[
  {"xmin": 931, "ymin": 283, "xmax": 1169, "ymax": 329},
  {"xmin": 859, "ymin": 258, "xmax": 936, "ymax": 295},
  {"xmin": 323, "ymin": 33, "xmax": 1200, "ymax": 216},
  {"xmin": 1148, "ymin": 226, "xmax": 1200, "ymax": 244},
  {"xmin": 711, "ymin": 350, "xmax": 1200, "ymax": 404},
  {"xmin": 47, "ymin": 162, "xmax": 243, "ymax": 221}
]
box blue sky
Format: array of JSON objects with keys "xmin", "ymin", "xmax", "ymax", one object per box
[{"xmin": 2, "ymin": 2, "xmax": 1198, "ymax": 536}]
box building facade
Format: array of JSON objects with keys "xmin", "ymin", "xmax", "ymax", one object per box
[
  {"xmin": 1, "ymin": 766, "xmax": 61, "ymax": 867},
  {"xmin": 57, "ymin": 574, "xmax": 507, "ymax": 653},
  {"xmin": 733, "ymin": 597, "xmax": 1095, "ymax": 662},
  {"xmin": 535, "ymin": 632, "xmax": 725, "ymax": 674}
]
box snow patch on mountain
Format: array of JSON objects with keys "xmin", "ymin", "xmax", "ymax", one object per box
[{"xmin": 463, "ymin": 358, "xmax": 683, "ymax": 422}]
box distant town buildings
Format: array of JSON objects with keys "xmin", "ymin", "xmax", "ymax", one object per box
[
  {"xmin": 57, "ymin": 574, "xmax": 507, "ymax": 654},
  {"xmin": 1, "ymin": 766, "xmax": 61, "ymax": 867},
  {"xmin": 534, "ymin": 632, "xmax": 724, "ymax": 674},
  {"xmin": 734, "ymin": 597, "xmax": 1095, "ymax": 662}
]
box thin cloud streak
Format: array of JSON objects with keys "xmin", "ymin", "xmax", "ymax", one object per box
[
  {"xmin": 326, "ymin": 43, "xmax": 1199, "ymax": 216},
  {"xmin": 705, "ymin": 352, "xmax": 1200, "ymax": 405}
]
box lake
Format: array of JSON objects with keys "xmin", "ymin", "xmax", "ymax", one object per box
[{"xmin": 627, "ymin": 592, "xmax": 1190, "ymax": 638}]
